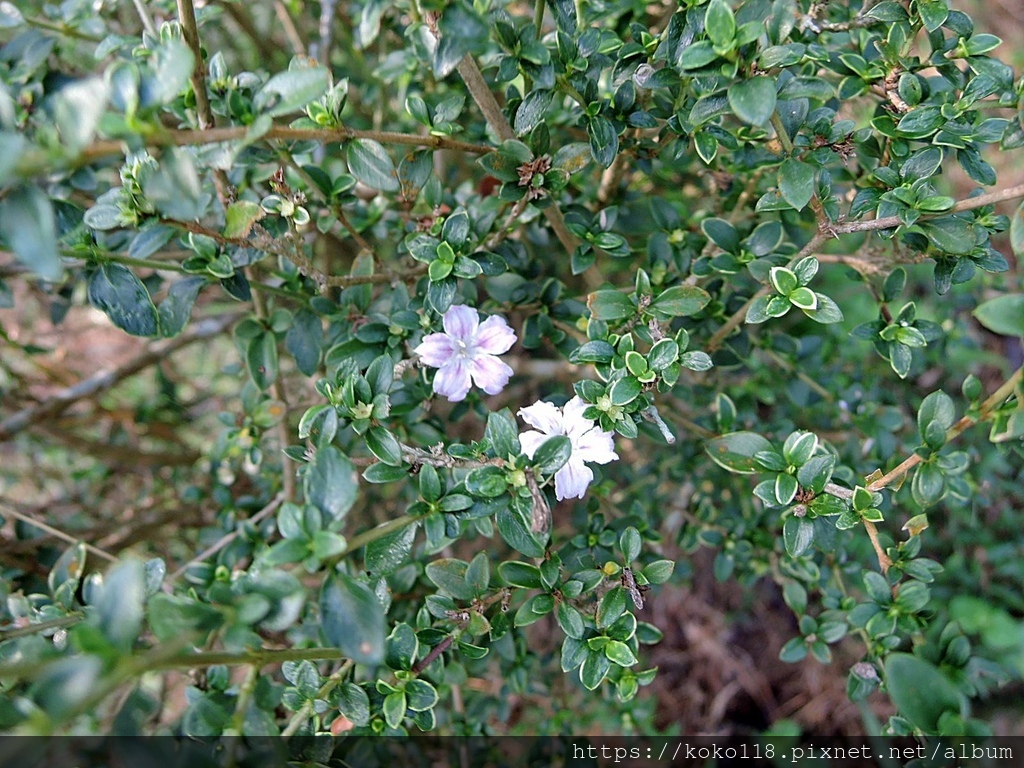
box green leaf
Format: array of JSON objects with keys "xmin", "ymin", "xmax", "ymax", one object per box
[
  {"xmin": 246, "ymin": 332, "xmax": 279, "ymax": 390},
  {"xmin": 223, "ymin": 200, "xmax": 264, "ymax": 239},
  {"xmin": 285, "ymin": 308, "xmax": 323, "ymax": 376},
  {"xmin": 911, "ymin": 462, "xmax": 946, "ymax": 508},
  {"xmin": 647, "ymin": 339, "xmax": 679, "ymax": 371},
  {"xmin": 254, "ymin": 66, "xmax": 330, "ymax": 117},
  {"xmin": 783, "ymin": 581, "xmax": 807, "ymax": 614},
  {"xmin": 706, "ymin": 432, "xmax": 774, "ymax": 473},
  {"xmin": 425, "ymin": 558, "xmax": 476, "ymax": 600},
  {"xmin": 649, "ymin": 284, "xmax": 711, "ymax": 318},
  {"xmin": 93, "ymin": 559, "xmax": 145, "ymax": 650},
  {"xmin": 366, "ymin": 427, "xmax": 403, "ymax": 466},
  {"xmin": 619, "ymin": 527, "xmax": 642, "ymax": 562},
  {"xmin": 406, "ymin": 678, "xmax": 438, "ymax": 712},
  {"xmin": 382, "ymin": 689, "xmax": 406, "ymax": 728},
  {"xmin": 1010, "ymin": 202, "xmax": 1024, "ymax": 257},
  {"xmin": 884, "ymin": 653, "xmax": 963, "ymax": 732},
  {"xmin": 728, "ymin": 77, "xmax": 777, "ymax": 126},
  {"xmin": 782, "ymin": 431, "xmax": 817, "ymax": 466},
  {"xmin": 917, "ymin": 390, "xmax": 955, "ymax": 442},
  {"xmin": 580, "ymin": 650, "xmax": 611, "ymax": 690},
  {"xmin": 701, "ymin": 218, "xmax": 740, "ymax": 252},
  {"xmin": 917, "ymin": 218, "xmax": 977, "ymax": 256},
  {"xmin": 587, "ymin": 290, "xmax": 635, "ymax": 321},
  {"xmin": 496, "ymin": 504, "xmax": 546, "ymax": 557},
  {"xmin": 778, "ymin": 159, "xmax": 816, "ymax": 211},
  {"xmin": 769, "ymin": 267, "xmax": 799, "ymax": 296},
  {"xmin": 704, "ymin": 0, "xmax": 736, "ymax": 47},
  {"xmin": 158, "ymin": 276, "xmax": 205, "ymax": 338},
  {"xmin": 88, "ymin": 264, "xmax": 159, "ymax": 337},
  {"xmin": 643, "ymin": 560, "xmax": 674, "ymax": 584},
  {"xmin": 498, "ymin": 561, "xmax": 543, "ymax": 589},
  {"xmin": 604, "ymin": 639, "xmax": 638, "ymax": 667},
  {"xmin": 609, "ymin": 376, "xmax": 642, "ymax": 405},
  {"xmin": 679, "ymin": 351, "xmax": 713, "ymax": 371},
  {"xmin": 51, "ymin": 77, "xmax": 109, "ymax": 153},
  {"xmin": 557, "ymin": 602, "xmax": 586, "ymax": 639},
  {"xmin": 973, "ymin": 294, "xmax": 1024, "ymax": 337},
  {"xmin": 0, "ymin": 185, "xmax": 62, "ymax": 281},
  {"xmin": 588, "ymin": 116, "xmax": 618, "ymax": 168},
  {"xmin": 364, "ymin": 521, "xmax": 417, "ymax": 575},
  {"xmin": 320, "ymin": 572, "xmax": 385, "ymax": 665},
  {"xmin": 305, "ymin": 446, "xmax": 358, "ymax": 522},
  {"xmin": 347, "ymin": 139, "xmax": 399, "ymax": 192},
  {"xmin": 677, "ymin": 40, "xmax": 720, "ymax": 70},
  {"xmin": 596, "ymin": 586, "xmax": 627, "ymax": 629},
  {"xmin": 485, "ymin": 409, "xmax": 520, "ymax": 457},
  {"xmin": 569, "ymin": 340, "xmax": 616, "ymax": 364},
  {"xmin": 783, "ymin": 516, "xmax": 815, "ymax": 557},
  {"xmin": 775, "ymin": 473, "xmax": 798, "ymax": 506},
  {"xmin": 917, "ymin": 0, "xmax": 948, "ymax": 32},
  {"xmin": 533, "ymin": 435, "xmax": 572, "ymax": 474},
  {"xmin": 385, "ymin": 623, "xmax": 418, "ymax": 671},
  {"xmin": 465, "ymin": 551, "xmax": 490, "ymax": 595},
  {"xmin": 802, "ymin": 293, "xmax": 844, "ymax": 324},
  {"xmin": 788, "ymin": 286, "xmax": 818, "ymax": 310},
  {"xmin": 515, "ymin": 89, "xmax": 554, "ymax": 136},
  {"xmin": 139, "ymin": 148, "xmax": 204, "ymax": 221}
]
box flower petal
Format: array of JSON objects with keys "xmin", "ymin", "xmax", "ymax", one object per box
[
  {"xmin": 518, "ymin": 430, "xmax": 547, "ymax": 458},
  {"xmin": 414, "ymin": 333, "xmax": 455, "ymax": 368},
  {"xmin": 517, "ymin": 400, "xmax": 564, "ymax": 436},
  {"xmin": 432, "ymin": 359, "xmax": 472, "ymax": 402},
  {"xmin": 469, "ymin": 355, "xmax": 513, "ymax": 395},
  {"xmin": 574, "ymin": 426, "xmax": 618, "ymax": 464},
  {"xmin": 442, "ymin": 304, "xmax": 478, "ymax": 340},
  {"xmin": 561, "ymin": 396, "xmax": 595, "ymax": 439},
  {"xmin": 554, "ymin": 458, "xmax": 594, "ymax": 500},
  {"xmin": 475, "ymin": 315, "xmax": 516, "ymax": 355}
]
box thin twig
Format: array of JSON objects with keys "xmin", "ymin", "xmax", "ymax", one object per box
[
  {"xmin": 249, "ymin": 278, "xmax": 296, "ymax": 501},
  {"xmin": 168, "ymin": 493, "xmax": 285, "ymax": 580},
  {"xmin": 131, "ymin": 0, "xmax": 157, "ymax": 37},
  {"xmin": 0, "ymin": 503, "xmax": 118, "ymax": 563},
  {"xmin": 0, "ymin": 314, "xmax": 240, "ymax": 441},
  {"xmin": 280, "ymin": 660, "xmax": 353, "ymax": 736},
  {"xmin": 453, "ymin": 54, "xmax": 580, "ymax": 258},
  {"xmin": 0, "ymin": 614, "xmax": 83, "ymax": 643},
  {"xmin": 866, "ymin": 365, "xmax": 1022, "ymax": 494},
  {"xmin": 273, "ymin": 0, "xmax": 305, "ymax": 55},
  {"xmin": 79, "ymin": 126, "xmax": 492, "ymax": 164},
  {"xmin": 832, "ymin": 183, "xmax": 1024, "ymax": 235},
  {"xmin": 177, "ymin": 0, "xmax": 215, "ymax": 132},
  {"xmin": 821, "ymin": 365, "xmax": 1023, "ymax": 574}
]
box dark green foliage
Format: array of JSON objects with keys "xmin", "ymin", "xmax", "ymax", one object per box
[{"xmin": 1, "ymin": 0, "xmax": 1022, "ymax": 740}]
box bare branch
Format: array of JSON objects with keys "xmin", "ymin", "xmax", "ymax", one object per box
[{"xmin": 0, "ymin": 314, "xmax": 240, "ymax": 442}]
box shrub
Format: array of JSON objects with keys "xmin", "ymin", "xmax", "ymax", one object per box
[{"xmin": 1, "ymin": 0, "xmax": 1022, "ymax": 737}]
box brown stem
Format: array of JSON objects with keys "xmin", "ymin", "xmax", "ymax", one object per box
[
  {"xmin": 0, "ymin": 503, "xmax": 117, "ymax": 562},
  {"xmin": 176, "ymin": 0, "xmax": 215, "ymax": 131},
  {"xmin": 833, "ymin": 183, "xmax": 1024, "ymax": 235},
  {"xmin": 866, "ymin": 365, "xmax": 1022, "ymax": 494},
  {"xmin": 79, "ymin": 126, "xmax": 492, "ymax": 165},
  {"xmin": 454, "ymin": 55, "xmax": 580, "ymax": 258},
  {"xmin": 249, "ymin": 278, "xmax": 296, "ymax": 501},
  {"xmin": 168, "ymin": 493, "xmax": 285, "ymax": 580},
  {"xmin": 0, "ymin": 314, "xmax": 240, "ymax": 441}
]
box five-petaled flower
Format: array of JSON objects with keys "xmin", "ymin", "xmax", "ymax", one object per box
[
  {"xmin": 518, "ymin": 396, "xmax": 618, "ymax": 501},
  {"xmin": 414, "ymin": 305, "xmax": 516, "ymax": 402}
]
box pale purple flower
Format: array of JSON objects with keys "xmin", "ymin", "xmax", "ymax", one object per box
[
  {"xmin": 414, "ymin": 305, "xmax": 516, "ymax": 402},
  {"xmin": 518, "ymin": 396, "xmax": 619, "ymax": 501}
]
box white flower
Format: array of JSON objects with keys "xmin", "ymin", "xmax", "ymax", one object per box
[
  {"xmin": 414, "ymin": 305, "xmax": 516, "ymax": 402},
  {"xmin": 517, "ymin": 396, "xmax": 618, "ymax": 501}
]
